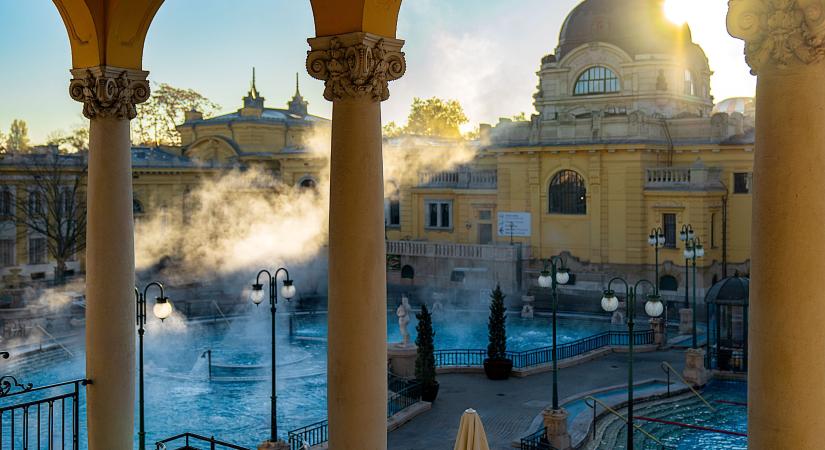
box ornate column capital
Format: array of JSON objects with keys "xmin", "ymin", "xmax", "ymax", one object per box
[
  {"xmin": 306, "ymin": 32, "xmax": 405, "ymax": 102},
  {"xmin": 728, "ymin": 0, "xmax": 825, "ymax": 73},
  {"xmin": 69, "ymin": 66, "xmax": 150, "ymax": 120}
]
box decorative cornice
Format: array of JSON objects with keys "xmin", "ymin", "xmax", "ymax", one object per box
[
  {"xmin": 728, "ymin": 0, "xmax": 825, "ymax": 73},
  {"xmin": 69, "ymin": 66, "xmax": 150, "ymax": 120},
  {"xmin": 306, "ymin": 32, "xmax": 405, "ymax": 102}
]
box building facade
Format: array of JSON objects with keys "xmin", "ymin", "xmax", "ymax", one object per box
[{"xmin": 385, "ymin": 0, "xmax": 754, "ymax": 302}]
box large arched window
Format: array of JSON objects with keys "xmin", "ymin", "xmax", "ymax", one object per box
[
  {"xmin": 574, "ymin": 66, "xmax": 620, "ymax": 96},
  {"xmin": 548, "ymin": 170, "xmax": 587, "ymax": 215},
  {"xmin": 683, "ymin": 69, "xmax": 695, "ymax": 96}
]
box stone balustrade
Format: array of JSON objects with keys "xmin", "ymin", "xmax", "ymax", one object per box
[{"xmin": 386, "ymin": 240, "xmax": 527, "ymax": 261}]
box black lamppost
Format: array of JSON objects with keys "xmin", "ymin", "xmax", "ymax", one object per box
[
  {"xmin": 135, "ymin": 282, "xmax": 173, "ymax": 450},
  {"xmin": 537, "ymin": 256, "xmax": 570, "ymax": 410},
  {"xmin": 647, "ymin": 227, "xmax": 666, "ymax": 293},
  {"xmin": 249, "ymin": 268, "xmax": 296, "ymax": 445},
  {"xmin": 679, "ymin": 224, "xmax": 695, "ymax": 309},
  {"xmin": 600, "ymin": 277, "xmax": 663, "ymax": 450},
  {"xmin": 683, "ymin": 236, "xmax": 705, "ymax": 349}
]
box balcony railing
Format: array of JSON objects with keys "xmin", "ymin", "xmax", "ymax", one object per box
[
  {"xmin": 645, "ymin": 164, "xmax": 724, "ymax": 191},
  {"xmin": 417, "ymin": 169, "xmax": 497, "ymax": 189},
  {"xmin": 386, "ymin": 240, "xmax": 526, "ymax": 261}
]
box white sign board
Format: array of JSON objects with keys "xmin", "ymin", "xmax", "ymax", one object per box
[{"xmin": 497, "ymin": 212, "xmax": 531, "ymax": 237}]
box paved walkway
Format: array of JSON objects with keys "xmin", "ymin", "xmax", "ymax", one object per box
[{"xmin": 388, "ymin": 349, "xmax": 687, "ymax": 450}]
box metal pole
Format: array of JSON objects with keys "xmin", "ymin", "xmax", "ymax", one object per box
[
  {"xmin": 692, "ymin": 255, "xmax": 697, "ymax": 349},
  {"xmin": 551, "ymin": 261, "xmax": 559, "ymax": 411},
  {"xmin": 270, "ymin": 276, "xmax": 278, "ymax": 442},
  {"xmin": 137, "ymin": 292, "xmax": 146, "ymax": 450},
  {"xmin": 627, "ymin": 288, "xmax": 635, "ymax": 450},
  {"xmin": 654, "ymin": 241, "xmax": 659, "ymax": 294},
  {"xmin": 684, "ymin": 257, "xmax": 689, "ymax": 309}
]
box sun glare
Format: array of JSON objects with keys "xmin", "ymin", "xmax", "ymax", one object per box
[{"xmin": 663, "ymin": 0, "xmax": 689, "ymax": 25}]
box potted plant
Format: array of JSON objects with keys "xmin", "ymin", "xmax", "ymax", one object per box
[
  {"xmin": 484, "ymin": 285, "xmax": 512, "ymax": 380},
  {"xmin": 415, "ymin": 304, "xmax": 439, "ymax": 402}
]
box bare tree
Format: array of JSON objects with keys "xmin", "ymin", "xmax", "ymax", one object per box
[{"xmin": 13, "ymin": 150, "xmax": 87, "ymax": 284}]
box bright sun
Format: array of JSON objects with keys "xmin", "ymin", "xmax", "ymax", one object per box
[{"xmin": 663, "ymin": 0, "xmax": 690, "ymax": 25}]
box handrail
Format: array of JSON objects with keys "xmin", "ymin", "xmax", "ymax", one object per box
[
  {"xmin": 584, "ymin": 396, "xmax": 668, "ymax": 448},
  {"xmin": 660, "ymin": 361, "xmax": 715, "ymax": 412},
  {"xmin": 36, "ymin": 325, "xmax": 74, "ymax": 357},
  {"xmin": 155, "ymin": 432, "xmax": 251, "ymax": 450},
  {"xmin": 212, "ymin": 300, "xmax": 232, "ymax": 326}
]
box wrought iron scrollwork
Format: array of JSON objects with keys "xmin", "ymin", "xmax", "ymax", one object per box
[{"xmin": 0, "ymin": 375, "xmax": 34, "ymax": 397}]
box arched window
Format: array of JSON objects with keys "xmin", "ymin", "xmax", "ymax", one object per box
[
  {"xmin": 548, "ymin": 170, "xmax": 586, "ymax": 215},
  {"xmin": 574, "ymin": 66, "xmax": 620, "ymax": 96},
  {"xmin": 401, "ymin": 265, "xmax": 414, "ymax": 279},
  {"xmin": 660, "ymin": 275, "xmax": 678, "ymax": 292},
  {"xmin": 299, "ymin": 177, "xmax": 317, "ymax": 189},
  {"xmin": 684, "ymin": 69, "xmax": 695, "ymax": 96}
]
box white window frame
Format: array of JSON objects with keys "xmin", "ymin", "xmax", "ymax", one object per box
[{"xmin": 425, "ymin": 200, "xmax": 452, "ymax": 230}]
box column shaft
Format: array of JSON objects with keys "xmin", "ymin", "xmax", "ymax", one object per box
[
  {"xmin": 327, "ymin": 98, "xmax": 387, "ymax": 450},
  {"xmin": 749, "ymin": 64, "xmax": 825, "ymax": 448},
  {"xmin": 85, "ymin": 117, "xmax": 136, "ymax": 450}
]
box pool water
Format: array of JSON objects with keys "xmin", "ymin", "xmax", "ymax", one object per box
[
  {"xmin": 601, "ymin": 380, "xmax": 747, "ymax": 449},
  {"xmin": 9, "ymin": 309, "xmax": 619, "ymax": 448}
]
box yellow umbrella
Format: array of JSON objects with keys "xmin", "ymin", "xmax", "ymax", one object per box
[{"xmin": 453, "ymin": 408, "xmax": 490, "ymax": 450}]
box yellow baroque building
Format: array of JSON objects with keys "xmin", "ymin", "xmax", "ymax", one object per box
[
  {"xmin": 1, "ymin": 1, "xmax": 754, "ymax": 306},
  {"xmin": 385, "ymin": 0, "xmax": 754, "ymax": 303}
]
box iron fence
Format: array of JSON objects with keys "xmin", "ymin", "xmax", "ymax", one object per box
[
  {"xmin": 0, "ymin": 377, "xmax": 89, "ymax": 450},
  {"xmin": 434, "ymin": 330, "xmax": 654, "ymax": 370},
  {"xmin": 155, "ymin": 432, "xmax": 251, "ymax": 450},
  {"xmin": 519, "ymin": 427, "xmax": 557, "ymax": 450},
  {"xmin": 287, "ymin": 419, "xmax": 327, "ymax": 450}
]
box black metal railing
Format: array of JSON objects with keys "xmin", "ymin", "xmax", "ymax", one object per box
[
  {"xmin": 519, "ymin": 427, "xmax": 557, "ymax": 450},
  {"xmin": 434, "ymin": 330, "xmax": 654, "ymax": 370},
  {"xmin": 155, "ymin": 432, "xmax": 251, "ymax": 450},
  {"xmin": 388, "ymin": 379, "xmax": 422, "ymax": 417},
  {"xmin": 0, "ymin": 377, "xmax": 89, "ymax": 450},
  {"xmin": 287, "ymin": 419, "xmax": 327, "ymax": 450}
]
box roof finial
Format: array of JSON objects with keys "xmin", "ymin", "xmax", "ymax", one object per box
[{"xmin": 295, "ymin": 72, "xmax": 301, "ymax": 96}]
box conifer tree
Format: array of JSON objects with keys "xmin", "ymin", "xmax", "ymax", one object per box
[
  {"xmin": 487, "ymin": 285, "xmax": 507, "ymax": 359},
  {"xmin": 415, "ymin": 304, "xmax": 436, "ymax": 386}
]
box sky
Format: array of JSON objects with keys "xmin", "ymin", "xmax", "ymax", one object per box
[{"xmin": 0, "ymin": 0, "xmax": 755, "ymax": 143}]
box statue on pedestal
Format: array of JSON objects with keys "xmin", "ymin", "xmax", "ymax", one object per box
[{"xmin": 397, "ymin": 295, "xmax": 412, "ymax": 347}]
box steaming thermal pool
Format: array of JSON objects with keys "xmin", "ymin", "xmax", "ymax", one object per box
[{"xmin": 11, "ymin": 310, "xmax": 626, "ymax": 448}]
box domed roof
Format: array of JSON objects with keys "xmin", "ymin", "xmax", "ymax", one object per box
[
  {"xmin": 705, "ymin": 277, "xmax": 749, "ymax": 305},
  {"xmin": 557, "ymin": 0, "xmax": 700, "ymax": 62}
]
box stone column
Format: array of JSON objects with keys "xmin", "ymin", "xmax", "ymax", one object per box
[
  {"xmin": 728, "ymin": 2, "xmax": 825, "ymax": 448},
  {"xmin": 69, "ymin": 66, "xmax": 149, "ymax": 450},
  {"xmin": 543, "ymin": 409, "xmax": 571, "ymax": 450},
  {"xmin": 307, "ymin": 33, "xmax": 405, "ymax": 450}
]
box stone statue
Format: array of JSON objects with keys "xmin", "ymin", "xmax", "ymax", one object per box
[{"xmin": 397, "ymin": 295, "xmax": 412, "ymax": 347}]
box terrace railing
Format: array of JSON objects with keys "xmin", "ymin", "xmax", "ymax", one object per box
[
  {"xmin": 287, "ymin": 419, "xmax": 327, "ymax": 450},
  {"xmin": 519, "ymin": 427, "xmax": 557, "ymax": 450},
  {"xmin": 434, "ymin": 330, "xmax": 654, "ymax": 370},
  {"xmin": 0, "ymin": 377, "xmax": 89, "ymax": 450},
  {"xmin": 155, "ymin": 432, "xmax": 251, "ymax": 450}
]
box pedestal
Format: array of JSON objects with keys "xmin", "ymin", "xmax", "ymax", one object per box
[
  {"xmin": 649, "ymin": 318, "xmax": 667, "ymax": 348},
  {"xmin": 387, "ymin": 343, "xmax": 418, "ymax": 378},
  {"xmin": 682, "ymin": 348, "xmax": 708, "ymax": 387},
  {"xmin": 543, "ymin": 408, "xmax": 571, "ymax": 450},
  {"xmin": 678, "ymin": 308, "xmax": 693, "ymax": 335},
  {"xmin": 257, "ymin": 440, "xmax": 289, "ymax": 450}
]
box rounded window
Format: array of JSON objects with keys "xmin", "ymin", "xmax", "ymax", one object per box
[
  {"xmin": 574, "ymin": 66, "xmax": 620, "ymax": 96},
  {"xmin": 549, "ymin": 170, "xmax": 586, "ymax": 215}
]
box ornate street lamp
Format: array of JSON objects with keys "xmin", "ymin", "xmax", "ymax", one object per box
[
  {"xmin": 647, "ymin": 227, "xmax": 666, "ymax": 293},
  {"xmin": 135, "ymin": 282, "xmax": 173, "ymax": 450},
  {"xmin": 679, "ymin": 224, "xmax": 695, "ymax": 309},
  {"xmin": 600, "ymin": 277, "xmax": 662, "ymax": 450},
  {"xmin": 537, "ymin": 256, "xmax": 570, "ymax": 411},
  {"xmin": 250, "ymin": 267, "xmax": 295, "ymax": 446},
  {"xmin": 683, "ymin": 236, "xmax": 705, "ymax": 349}
]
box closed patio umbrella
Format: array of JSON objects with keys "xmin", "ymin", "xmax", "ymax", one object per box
[{"xmin": 453, "ymin": 408, "xmax": 490, "ymax": 450}]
